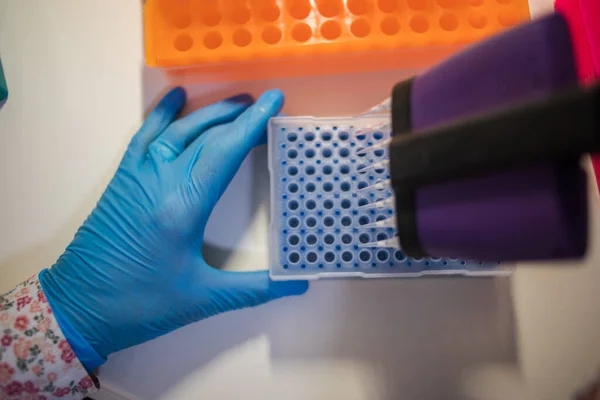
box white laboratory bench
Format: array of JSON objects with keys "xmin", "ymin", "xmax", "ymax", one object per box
[{"xmin": 1, "ymin": 1, "xmax": 599, "ymax": 399}]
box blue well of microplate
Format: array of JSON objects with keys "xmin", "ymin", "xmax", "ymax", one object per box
[{"xmin": 268, "ymin": 116, "xmax": 510, "ymax": 280}]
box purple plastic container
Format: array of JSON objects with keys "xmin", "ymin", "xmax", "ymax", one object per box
[{"xmin": 410, "ymin": 14, "xmax": 588, "ymax": 261}]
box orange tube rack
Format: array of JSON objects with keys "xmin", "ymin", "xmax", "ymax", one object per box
[{"xmin": 144, "ymin": 0, "xmax": 530, "ymax": 80}]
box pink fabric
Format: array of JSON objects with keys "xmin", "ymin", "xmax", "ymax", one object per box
[
  {"xmin": 555, "ymin": 0, "xmax": 600, "ymax": 190},
  {"xmin": 579, "ymin": 0, "xmax": 600, "ymax": 78},
  {"xmin": 555, "ymin": 0, "xmax": 599, "ymax": 84},
  {"xmin": 0, "ymin": 277, "xmax": 97, "ymax": 399}
]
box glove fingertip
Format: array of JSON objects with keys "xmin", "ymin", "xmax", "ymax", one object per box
[
  {"xmin": 160, "ymin": 86, "xmax": 187, "ymax": 109},
  {"xmin": 268, "ymin": 279, "xmax": 309, "ymax": 298},
  {"xmin": 148, "ymin": 87, "xmax": 187, "ymax": 124},
  {"xmin": 226, "ymin": 93, "xmax": 254, "ymax": 105},
  {"xmin": 257, "ymin": 89, "xmax": 284, "ymax": 113}
]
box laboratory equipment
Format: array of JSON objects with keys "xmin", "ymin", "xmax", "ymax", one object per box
[
  {"xmin": 268, "ymin": 116, "xmax": 507, "ymax": 280},
  {"xmin": 268, "ymin": 11, "xmax": 600, "ymax": 279},
  {"xmin": 143, "ymin": 0, "xmax": 530, "ymax": 80},
  {"xmin": 365, "ymin": 13, "xmax": 594, "ymax": 261}
]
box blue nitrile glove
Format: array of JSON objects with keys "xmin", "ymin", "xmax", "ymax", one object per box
[{"xmin": 39, "ymin": 88, "xmax": 308, "ymax": 371}]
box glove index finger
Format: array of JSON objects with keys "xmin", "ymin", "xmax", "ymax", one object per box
[
  {"xmin": 184, "ymin": 89, "xmax": 285, "ymax": 209},
  {"xmin": 232, "ymin": 89, "xmax": 284, "ymax": 152},
  {"xmin": 148, "ymin": 93, "xmax": 254, "ymax": 164},
  {"xmin": 257, "ymin": 112, "xmax": 288, "ymax": 146}
]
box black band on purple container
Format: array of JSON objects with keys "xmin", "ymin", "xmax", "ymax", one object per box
[
  {"xmin": 390, "ymin": 78, "xmax": 428, "ymax": 258},
  {"xmin": 390, "ymin": 84, "xmax": 600, "ymax": 187},
  {"xmin": 391, "ymin": 79, "xmax": 413, "ymax": 136}
]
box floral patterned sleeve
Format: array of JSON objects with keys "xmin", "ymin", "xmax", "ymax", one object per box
[{"xmin": 0, "ymin": 276, "xmax": 98, "ymax": 399}]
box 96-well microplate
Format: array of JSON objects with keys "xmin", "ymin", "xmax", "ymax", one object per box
[{"xmin": 268, "ymin": 116, "xmax": 507, "ymax": 280}]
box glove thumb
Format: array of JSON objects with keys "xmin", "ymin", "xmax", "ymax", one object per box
[{"xmin": 214, "ymin": 269, "xmax": 309, "ymax": 309}]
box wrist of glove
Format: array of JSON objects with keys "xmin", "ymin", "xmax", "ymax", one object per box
[{"xmin": 39, "ymin": 88, "xmax": 308, "ymax": 368}]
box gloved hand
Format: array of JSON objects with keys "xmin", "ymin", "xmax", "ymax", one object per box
[{"xmin": 39, "ymin": 88, "xmax": 308, "ymax": 370}]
